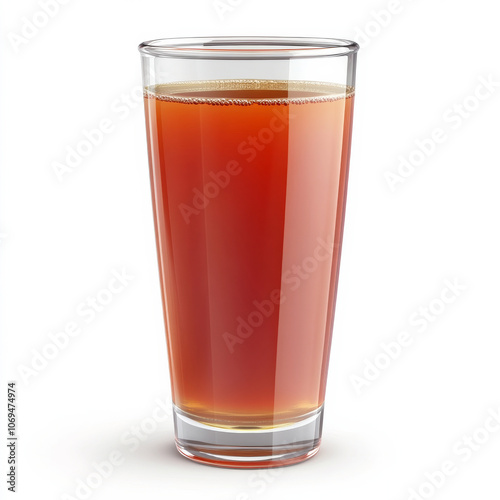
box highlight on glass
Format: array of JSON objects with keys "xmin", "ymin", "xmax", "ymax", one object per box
[{"xmin": 139, "ymin": 36, "xmax": 359, "ymax": 468}]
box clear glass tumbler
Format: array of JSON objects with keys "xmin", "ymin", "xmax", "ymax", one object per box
[{"xmin": 139, "ymin": 36, "xmax": 358, "ymax": 468}]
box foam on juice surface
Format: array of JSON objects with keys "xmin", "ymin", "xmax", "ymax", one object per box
[{"xmin": 144, "ymin": 79, "xmax": 354, "ymax": 106}]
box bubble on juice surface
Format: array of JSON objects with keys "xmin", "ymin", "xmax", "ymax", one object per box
[{"xmin": 144, "ymin": 79, "xmax": 354, "ymax": 106}]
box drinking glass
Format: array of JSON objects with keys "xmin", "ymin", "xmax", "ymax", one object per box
[{"xmin": 139, "ymin": 36, "xmax": 358, "ymax": 468}]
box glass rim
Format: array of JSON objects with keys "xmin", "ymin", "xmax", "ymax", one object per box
[{"xmin": 138, "ymin": 36, "xmax": 359, "ymax": 60}]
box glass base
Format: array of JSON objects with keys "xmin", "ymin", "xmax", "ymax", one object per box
[{"xmin": 173, "ymin": 405, "xmax": 323, "ymax": 469}]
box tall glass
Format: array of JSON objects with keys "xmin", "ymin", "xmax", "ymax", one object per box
[{"xmin": 139, "ymin": 37, "xmax": 358, "ymax": 468}]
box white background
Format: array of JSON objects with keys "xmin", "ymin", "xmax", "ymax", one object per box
[{"xmin": 1, "ymin": 0, "xmax": 500, "ymax": 499}]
